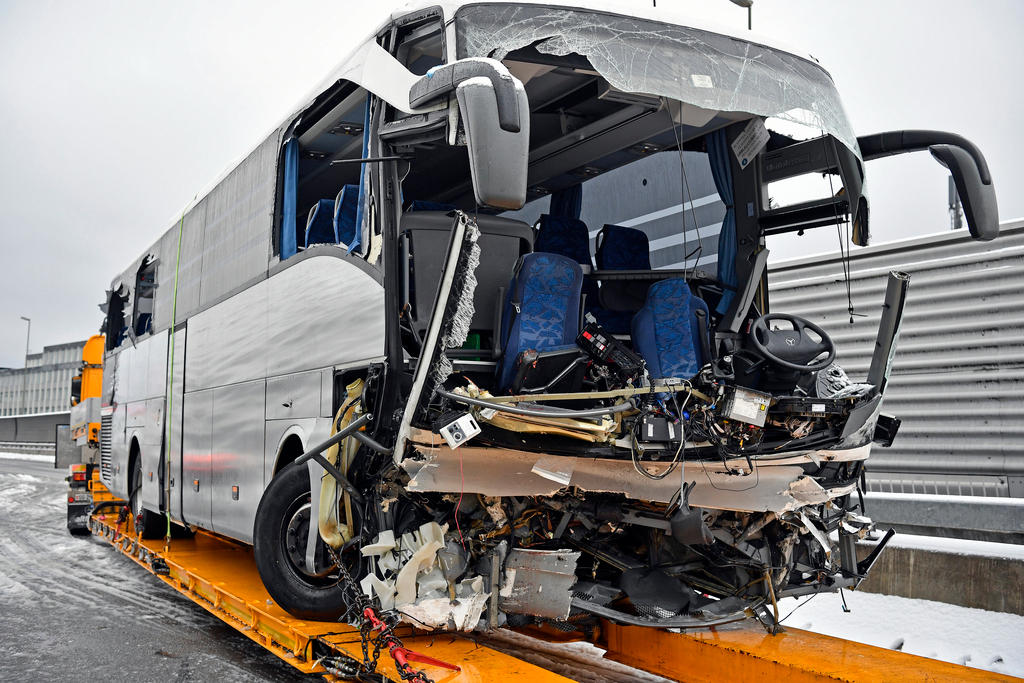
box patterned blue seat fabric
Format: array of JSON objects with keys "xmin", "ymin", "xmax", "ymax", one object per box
[
  {"xmin": 304, "ymin": 199, "xmax": 337, "ymax": 246},
  {"xmin": 596, "ymin": 224, "xmax": 651, "ymax": 270},
  {"xmin": 333, "ymin": 184, "xmax": 360, "ymax": 247},
  {"xmin": 535, "ymin": 213, "xmax": 600, "ymax": 316},
  {"xmin": 497, "ymin": 252, "xmax": 583, "ymax": 391},
  {"xmin": 631, "ymin": 278, "xmax": 709, "ymax": 380},
  {"xmin": 535, "ymin": 214, "xmax": 592, "ymax": 266}
]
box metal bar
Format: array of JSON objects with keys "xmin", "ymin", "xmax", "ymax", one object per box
[
  {"xmin": 294, "ymin": 414, "xmax": 370, "ymax": 467},
  {"xmin": 329, "ymin": 155, "xmax": 408, "ymax": 165},
  {"xmin": 436, "ymin": 388, "xmax": 634, "ymax": 419},
  {"xmin": 866, "ymin": 270, "xmax": 911, "ymax": 393}
]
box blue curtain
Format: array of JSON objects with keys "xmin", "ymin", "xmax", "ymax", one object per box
[
  {"xmin": 280, "ymin": 138, "xmax": 299, "ymax": 260},
  {"xmin": 350, "ymin": 98, "xmax": 372, "ymax": 255},
  {"xmin": 708, "ymin": 129, "xmax": 736, "ymax": 314},
  {"xmin": 549, "ymin": 183, "xmax": 582, "ymax": 219}
]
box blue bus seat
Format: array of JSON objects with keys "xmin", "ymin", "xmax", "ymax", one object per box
[
  {"xmin": 535, "ymin": 214, "xmax": 592, "ymax": 267},
  {"xmin": 594, "ymin": 224, "xmax": 653, "ymax": 333},
  {"xmin": 304, "ymin": 199, "xmax": 336, "ymax": 246},
  {"xmin": 497, "ymin": 252, "xmax": 584, "ymax": 391},
  {"xmin": 334, "ymin": 184, "xmax": 360, "ymax": 247},
  {"xmin": 535, "ymin": 213, "xmax": 600, "ymax": 318},
  {"xmin": 631, "ymin": 278, "xmax": 709, "ymax": 380}
]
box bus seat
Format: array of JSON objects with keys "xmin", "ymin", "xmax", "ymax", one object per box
[
  {"xmin": 631, "ymin": 278, "xmax": 709, "ymax": 380},
  {"xmin": 535, "ymin": 213, "xmax": 600, "ymax": 321},
  {"xmin": 304, "ymin": 199, "xmax": 337, "ymax": 246},
  {"xmin": 401, "ymin": 211, "xmax": 533, "ymax": 339},
  {"xmin": 535, "ymin": 214, "xmax": 592, "ymax": 268},
  {"xmin": 334, "ymin": 184, "xmax": 360, "ymax": 247},
  {"xmin": 594, "ymin": 224, "xmax": 652, "ymax": 333},
  {"xmin": 497, "ymin": 252, "xmax": 584, "ymax": 391},
  {"xmin": 135, "ymin": 313, "xmax": 152, "ymax": 336},
  {"xmin": 596, "ymin": 224, "xmax": 651, "ymax": 271}
]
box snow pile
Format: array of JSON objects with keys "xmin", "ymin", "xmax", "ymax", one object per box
[{"xmin": 781, "ymin": 590, "xmax": 1024, "ymax": 677}]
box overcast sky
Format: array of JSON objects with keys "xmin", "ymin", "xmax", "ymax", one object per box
[{"xmin": 1, "ymin": 0, "xmax": 1021, "ymax": 368}]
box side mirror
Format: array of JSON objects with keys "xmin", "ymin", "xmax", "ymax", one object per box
[
  {"xmin": 406, "ymin": 59, "xmax": 529, "ymax": 210},
  {"xmin": 857, "ymin": 130, "xmax": 999, "ymax": 241},
  {"xmin": 929, "ymin": 144, "xmax": 998, "ymax": 240},
  {"xmin": 456, "ymin": 77, "xmax": 529, "ymax": 210}
]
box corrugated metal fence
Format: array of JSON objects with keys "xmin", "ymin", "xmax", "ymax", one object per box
[{"xmin": 769, "ymin": 219, "xmax": 1024, "ymax": 498}]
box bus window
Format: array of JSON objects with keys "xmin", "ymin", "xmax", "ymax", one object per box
[
  {"xmin": 394, "ymin": 15, "xmax": 444, "ymax": 76},
  {"xmin": 104, "ymin": 286, "xmax": 126, "ymax": 351},
  {"xmin": 278, "ymin": 86, "xmax": 369, "ymax": 260},
  {"xmin": 133, "ymin": 255, "xmax": 157, "ymax": 337}
]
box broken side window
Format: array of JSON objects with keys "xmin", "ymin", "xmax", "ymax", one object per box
[
  {"xmin": 132, "ymin": 255, "xmax": 157, "ymax": 337},
  {"xmin": 104, "ymin": 286, "xmax": 127, "ymax": 351},
  {"xmin": 278, "ymin": 84, "xmax": 370, "ymax": 260}
]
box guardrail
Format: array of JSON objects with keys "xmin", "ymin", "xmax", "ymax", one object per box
[
  {"xmin": 0, "ymin": 441, "xmax": 55, "ymax": 456},
  {"xmin": 865, "ymin": 492, "xmax": 1024, "ymax": 544}
]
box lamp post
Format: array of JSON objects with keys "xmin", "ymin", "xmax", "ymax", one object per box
[
  {"xmin": 729, "ymin": 0, "xmax": 753, "ymax": 30},
  {"xmin": 20, "ymin": 316, "xmax": 30, "ymax": 415}
]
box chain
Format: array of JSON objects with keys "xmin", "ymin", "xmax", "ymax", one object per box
[{"xmin": 327, "ymin": 546, "xmax": 435, "ymax": 683}]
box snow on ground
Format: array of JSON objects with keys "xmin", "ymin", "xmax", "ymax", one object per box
[{"xmin": 780, "ymin": 589, "xmax": 1024, "ymax": 677}]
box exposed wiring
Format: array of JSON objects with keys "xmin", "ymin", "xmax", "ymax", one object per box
[
  {"xmin": 779, "ymin": 590, "xmax": 822, "ymax": 624},
  {"xmin": 630, "ymin": 388, "xmax": 691, "ymax": 480}
]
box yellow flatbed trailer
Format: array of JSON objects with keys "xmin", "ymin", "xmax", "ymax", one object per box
[{"xmin": 89, "ymin": 511, "xmax": 1015, "ymax": 683}]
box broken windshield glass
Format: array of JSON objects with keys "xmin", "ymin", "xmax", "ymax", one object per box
[{"xmin": 455, "ymin": 4, "xmax": 860, "ymax": 155}]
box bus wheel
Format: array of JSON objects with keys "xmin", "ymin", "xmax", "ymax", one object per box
[
  {"xmin": 129, "ymin": 449, "xmax": 165, "ymax": 539},
  {"xmin": 253, "ymin": 463, "xmax": 349, "ymax": 620}
]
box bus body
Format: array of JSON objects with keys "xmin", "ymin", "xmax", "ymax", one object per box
[{"xmin": 98, "ymin": 1, "xmax": 998, "ymax": 631}]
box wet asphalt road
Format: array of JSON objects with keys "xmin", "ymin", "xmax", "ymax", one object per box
[
  {"xmin": 0, "ymin": 457, "xmax": 672, "ymax": 683},
  {"xmin": 0, "ymin": 456, "xmax": 317, "ymax": 683}
]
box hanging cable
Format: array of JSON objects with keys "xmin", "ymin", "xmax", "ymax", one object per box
[
  {"xmin": 820, "ymin": 137, "xmax": 864, "ymax": 324},
  {"xmin": 665, "ymin": 99, "xmax": 704, "ymax": 277}
]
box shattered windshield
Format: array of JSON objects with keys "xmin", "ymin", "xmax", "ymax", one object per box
[{"xmin": 455, "ymin": 4, "xmax": 860, "ymax": 155}]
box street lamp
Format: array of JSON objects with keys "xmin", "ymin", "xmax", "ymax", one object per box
[
  {"xmin": 729, "ymin": 0, "xmax": 753, "ymax": 30},
  {"xmin": 20, "ymin": 316, "xmax": 30, "ymax": 415}
]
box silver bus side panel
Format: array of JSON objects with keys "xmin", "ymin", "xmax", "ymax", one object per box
[
  {"xmin": 265, "ymin": 256, "xmax": 386, "ymax": 378},
  {"xmin": 181, "ymin": 387, "xmax": 214, "ymax": 529},
  {"xmin": 167, "ymin": 327, "xmax": 186, "ymax": 521},
  {"xmin": 266, "ymin": 371, "xmax": 323, "ymax": 421},
  {"xmin": 177, "ymin": 255, "xmax": 384, "ymax": 541},
  {"xmin": 210, "ymin": 379, "xmax": 267, "ymax": 544}
]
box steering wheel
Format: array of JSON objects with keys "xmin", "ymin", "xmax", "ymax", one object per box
[{"xmin": 748, "ymin": 313, "xmax": 836, "ymax": 373}]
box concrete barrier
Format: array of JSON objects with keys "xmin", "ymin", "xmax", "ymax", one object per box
[{"xmin": 856, "ymin": 541, "xmax": 1024, "ymax": 615}]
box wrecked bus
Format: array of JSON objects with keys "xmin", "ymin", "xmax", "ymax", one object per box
[{"xmin": 97, "ymin": 1, "xmax": 999, "ymax": 635}]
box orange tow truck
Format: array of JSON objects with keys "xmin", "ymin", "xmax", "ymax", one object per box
[{"xmin": 66, "ymin": 335, "xmax": 117, "ymax": 533}]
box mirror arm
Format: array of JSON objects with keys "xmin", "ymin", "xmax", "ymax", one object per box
[{"xmin": 857, "ymin": 130, "xmax": 991, "ymax": 185}]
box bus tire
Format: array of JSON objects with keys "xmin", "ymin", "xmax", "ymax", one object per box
[
  {"xmin": 129, "ymin": 447, "xmax": 165, "ymax": 539},
  {"xmin": 253, "ymin": 463, "xmax": 348, "ymax": 620}
]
